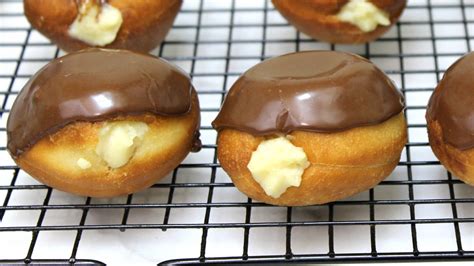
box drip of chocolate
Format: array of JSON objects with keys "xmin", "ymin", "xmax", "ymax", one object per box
[
  {"xmin": 426, "ymin": 52, "xmax": 474, "ymax": 151},
  {"xmin": 212, "ymin": 51, "xmax": 404, "ymax": 135},
  {"xmin": 191, "ymin": 131, "xmax": 202, "ymax": 153},
  {"xmin": 7, "ymin": 49, "xmax": 200, "ymax": 157}
]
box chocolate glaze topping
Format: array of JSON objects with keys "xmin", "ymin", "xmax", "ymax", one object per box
[
  {"xmin": 426, "ymin": 52, "xmax": 474, "ymax": 151},
  {"xmin": 212, "ymin": 51, "xmax": 404, "ymax": 135},
  {"xmin": 7, "ymin": 49, "xmax": 199, "ymax": 157}
]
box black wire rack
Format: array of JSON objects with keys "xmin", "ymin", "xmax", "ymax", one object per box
[{"xmin": 0, "ymin": 0, "xmax": 473, "ymax": 264}]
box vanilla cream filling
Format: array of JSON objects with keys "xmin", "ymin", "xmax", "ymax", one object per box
[
  {"xmin": 77, "ymin": 157, "xmax": 92, "ymax": 169},
  {"xmin": 337, "ymin": 0, "xmax": 391, "ymax": 32},
  {"xmin": 68, "ymin": 2, "xmax": 123, "ymax": 46},
  {"xmin": 95, "ymin": 121, "xmax": 149, "ymax": 169},
  {"xmin": 247, "ymin": 136, "xmax": 310, "ymax": 198}
]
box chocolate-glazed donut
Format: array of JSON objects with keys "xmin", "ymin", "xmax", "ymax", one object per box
[
  {"xmin": 7, "ymin": 49, "xmax": 201, "ymax": 197},
  {"xmin": 213, "ymin": 51, "xmax": 407, "ymax": 206},
  {"xmin": 426, "ymin": 52, "xmax": 474, "ymax": 186}
]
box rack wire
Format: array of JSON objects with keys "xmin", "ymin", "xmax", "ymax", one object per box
[{"xmin": 0, "ymin": 0, "xmax": 473, "ymax": 264}]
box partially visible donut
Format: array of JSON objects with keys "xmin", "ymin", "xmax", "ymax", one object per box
[
  {"xmin": 24, "ymin": 0, "xmax": 182, "ymax": 52},
  {"xmin": 272, "ymin": 0, "xmax": 407, "ymax": 44},
  {"xmin": 426, "ymin": 52, "xmax": 474, "ymax": 186}
]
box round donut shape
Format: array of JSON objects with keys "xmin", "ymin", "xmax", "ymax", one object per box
[
  {"xmin": 213, "ymin": 51, "xmax": 407, "ymax": 206},
  {"xmin": 7, "ymin": 49, "xmax": 200, "ymax": 197},
  {"xmin": 23, "ymin": 0, "xmax": 182, "ymax": 52},
  {"xmin": 271, "ymin": 0, "xmax": 407, "ymax": 44}
]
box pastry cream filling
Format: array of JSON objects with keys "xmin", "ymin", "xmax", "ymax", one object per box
[
  {"xmin": 336, "ymin": 0, "xmax": 390, "ymax": 32},
  {"xmin": 68, "ymin": 2, "xmax": 123, "ymax": 46},
  {"xmin": 95, "ymin": 121, "xmax": 148, "ymax": 169},
  {"xmin": 77, "ymin": 158, "xmax": 92, "ymax": 169},
  {"xmin": 247, "ymin": 136, "xmax": 310, "ymax": 198}
]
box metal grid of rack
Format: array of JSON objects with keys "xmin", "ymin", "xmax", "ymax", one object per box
[{"xmin": 0, "ymin": 0, "xmax": 473, "ymax": 264}]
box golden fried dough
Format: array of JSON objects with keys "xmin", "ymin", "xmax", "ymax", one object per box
[
  {"xmin": 272, "ymin": 0, "xmax": 406, "ymax": 43},
  {"xmin": 24, "ymin": 0, "xmax": 182, "ymax": 52},
  {"xmin": 217, "ymin": 113, "xmax": 407, "ymax": 206}
]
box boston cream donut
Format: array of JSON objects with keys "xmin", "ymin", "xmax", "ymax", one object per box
[
  {"xmin": 7, "ymin": 49, "xmax": 200, "ymax": 197},
  {"xmin": 212, "ymin": 51, "xmax": 407, "ymax": 206},
  {"xmin": 24, "ymin": 0, "xmax": 182, "ymax": 52},
  {"xmin": 426, "ymin": 52, "xmax": 474, "ymax": 186},
  {"xmin": 272, "ymin": 0, "xmax": 407, "ymax": 44}
]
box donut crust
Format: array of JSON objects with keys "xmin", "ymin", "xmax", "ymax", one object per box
[
  {"xmin": 14, "ymin": 93, "xmax": 200, "ymax": 197},
  {"xmin": 271, "ymin": 0, "xmax": 407, "ymax": 44},
  {"xmin": 23, "ymin": 0, "xmax": 182, "ymax": 53},
  {"xmin": 217, "ymin": 112, "xmax": 407, "ymax": 206},
  {"xmin": 427, "ymin": 119, "xmax": 474, "ymax": 186}
]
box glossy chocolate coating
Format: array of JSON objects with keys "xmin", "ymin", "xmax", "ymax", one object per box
[
  {"xmin": 427, "ymin": 52, "xmax": 474, "ymax": 150},
  {"xmin": 7, "ymin": 49, "xmax": 197, "ymax": 157},
  {"xmin": 212, "ymin": 51, "xmax": 404, "ymax": 135}
]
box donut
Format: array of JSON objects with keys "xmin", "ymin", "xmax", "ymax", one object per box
[
  {"xmin": 212, "ymin": 51, "xmax": 407, "ymax": 206},
  {"xmin": 7, "ymin": 49, "xmax": 201, "ymax": 197},
  {"xmin": 272, "ymin": 0, "xmax": 407, "ymax": 44},
  {"xmin": 23, "ymin": 0, "xmax": 182, "ymax": 53},
  {"xmin": 426, "ymin": 52, "xmax": 474, "ymax": 186}
]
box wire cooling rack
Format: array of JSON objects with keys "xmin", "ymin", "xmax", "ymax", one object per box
[{"xmin": 0, "ymin": 0, "xmax": 473, "ymax": 264}]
